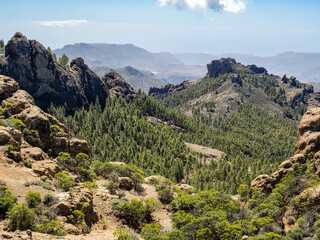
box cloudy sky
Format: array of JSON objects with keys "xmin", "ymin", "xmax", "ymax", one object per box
[{"xmin": 1, "ymin": 0, "xmax": 320, "ymax": 55}]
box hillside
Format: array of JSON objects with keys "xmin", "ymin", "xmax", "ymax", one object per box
[
  {"xmin": 1, "ymin": 33, "xmax": 320, "ymax": 239},
  {"xmin": 1, "ymin": 73, "xmax": 320, "ymax": 239},
  {"xmin": 150, "ymin": 58, "xmax": 320, "ymax": 120},
  {"xmin": 54, "ymin": 43, "xmax": 182, "ymax": 71},
  {"xmin": 175, "ymin": 51, "xmax": 320, "ymax": 83},
  {"xmin": 92, "ymin": 66, "xmax": 169, "ymax": 93}
]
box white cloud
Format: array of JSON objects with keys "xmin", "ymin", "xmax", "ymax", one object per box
[
  {"xmin": 34, "ymin": 20, "xmax": 89, "ymax": 27},
  {"xmin": 157, "ymin": 0, "xmax": 246, "ymax": 13}
]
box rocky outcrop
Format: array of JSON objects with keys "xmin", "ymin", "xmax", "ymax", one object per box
[
  {"xmin": 206, "ymin": 58, "xmax": 236, "ymax": 78},
  {"xmin": 250, "ymin": 106, "xmax": 320, "ymax": 195},
  {"xmin": 0, "ymin": 75, "xmax": 90, "ymax": 158},
  {"xmin": 0, "ymin": 32, "xmax": 109, "ymax": 113},
  {"xmin": 149, "ymin": 80, "xmax": 193, "ymax": 96},
  {"xmin": 101, "ymin": 70, "xmax": 136, "ymax": 100},
  {"xmin": 55, "ymin": 187, "xmax": 99, "ymax": 229},
  {"xmin": 250, "ymin": 154, "xmax": 305, "ymax": 195},
  {"xmin": 246, "ymin": 64, "xmax": 267, "ymax": 74},
  {"xmin": 294, "ymin": 106, "xmax": 320, "ymax": 155}
]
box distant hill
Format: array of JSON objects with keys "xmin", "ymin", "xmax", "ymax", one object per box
[
  {"xmin": 150, "ymin": 58, "xmax": 320, "ymax": 120},
  {"xmin": 175, "ymin": 52, "xmax": 320, "ymax": 83},
  {"xmin": 92, "ymin": 66, "xmax": 170, "ymax": 93},
  {"xmin": 54, "ymin": 43, "xmax": 183, "ymax": 71}
]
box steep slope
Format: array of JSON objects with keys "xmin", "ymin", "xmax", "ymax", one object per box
[
  {"xmin": 0, "ymin": 32, "xmax": 109, "ymax": 113},
  {"xmin": 150, "ymin": 58, "xmax": 319, "ymax": 120},
  {"xmin": 93, "ymin": 66, "xmax": 169, "ymax": 93},
  {"xmin": 54, "ymin": 43, "xmax": 182, "ymax": 71}
]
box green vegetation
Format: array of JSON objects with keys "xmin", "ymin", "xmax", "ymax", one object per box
[
  {"xmin": 50, "ymin": 94, "xmax": 296, "ymax": 194},
  {"xmin": 112, "ymin": 198, "xmax": 161, "ymax": 229},
  {"xmin": 58, "ymin": 53, "xmax": 69, "ymax": 69},
  {"xmin": 0, "ymin": 39, "xmax": 4, "ymax": 49},
  {"xmin": 54, "ymin": 172, "xmax": 75, "ymax": 191},
  {"xmin": 113, "ymin": 228, "xmax": 138, "ymax": 240},
  {"xmin": 47, "ymin": 47, "xmax": 57, "ymax": 61},
  {"xmin": 0, "ymin": 184, "xmax": 17, "ymax": 218},
  {"xmin": 25, "ymin": 191, "xmax": 41, "ymax": 208},
  {"xmin": 154, "ymin": 73, "xmax": 307, "ymax": 120},
  {"xmin": 6, "ymin": 205, "xmax": 36, "ymax": 231}
]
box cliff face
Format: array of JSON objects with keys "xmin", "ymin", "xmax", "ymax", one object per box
[{"xmin": 0, "ymin": 32, "xmax": 109, "ymax": 113}]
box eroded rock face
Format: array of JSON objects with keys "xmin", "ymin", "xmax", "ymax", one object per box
[
  {"xmin": 250, "ymin": 154, "xmax": 306, "ymax": 195},
  {"xmin": 55, "ymin": 187, "xmax": 99, "ymax": 229},
  {"xmin": 206, "ymin": 58, "xmax": 236, "ymax": 78},
  {"xmin": 149, "ymin": 80, "xmax": 192, "ymax": 97},
  {"xmin": 101, "ymin": 70, "xmax": 136, "ymax": 100},
  {"xmin": 0, "ymin": 75, "xmax": 90, "ymax": 158},
  {"xmin": 0, "ymin": 32, "xmax": 109, "ymax": 113},
  {"xmin": 294, "ymin": 106, "xmax": 320, "ymax": 155}
]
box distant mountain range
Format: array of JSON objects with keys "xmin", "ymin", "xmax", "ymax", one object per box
[
  {"xmin": 175, "ymin": 52, "xmax": 320, "ymax": 83},
  {"xmin": 54, "ymin": 43, "xmax": 182, "ymax": 71},
  {"xmin": 54, "ymin": 43, "xmax": 320, "ymax": 88}
]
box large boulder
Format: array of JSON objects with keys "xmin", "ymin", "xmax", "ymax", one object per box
[
  {"xmin": 102, "ymin": 70, "xmax": 136, "ymax": 100},
  {"xmin": 0, "ymin": 32, "xmax": 109, "ymax": 113},
  {"xmin": 294, "ymin": 106, "xmax": 320, "ymax": 155},
  {"xmin": 206, "ymin": 58, "xmax": 236, "ymax": 78},
  {"xmin": 55, "ymin": 187, "xmax": 99, "ymax": 229}
]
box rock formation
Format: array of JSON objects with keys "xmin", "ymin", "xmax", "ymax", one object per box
[
  {"xmin": 149, "ymin": 80, "xmax": 194, "ymax": 96},
  {"xmin": 0, "ymin": 74, "xmax": 90, "ymax": 157},
  {"xmin": 206, "ymin": 58, "xmax": 236, "ymax": 78},
  {"xmin": 0, "ymin": 32, "xmax": 109, "ymax": 113},
  {"xmin": 251, "ymin": 105, "xmax": 320, "ymax": 194},
  {"xmin": 101, "ymin": 70, "xmax": 136, "ymax": 100}
]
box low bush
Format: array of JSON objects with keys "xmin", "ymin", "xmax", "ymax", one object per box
[
  {"xmin": 6, "ymin": 205, "xmax": 36, "ymax": 230},
  {"xmin": 23, "ymin": 129, "xmax": 40, "ymax": 145},
  {"xmin": 113, "ymin": 228, "xmax": 138, "ymax": 240},
  {"xmin": 25, "ymin": 191, "xmax": 41, "ymax": 208},
  {"xmin": 0, "ymin": 184, "xmax": 17, "ymax": 218},
  {"xmin": 54, "ymin": 172, "xmax": 75, "ymax": 191},
  {"xmin": 35, "ymin": 219, "xmax": 66, "ymax": 236},
  {"xmin": 24, "ymin": 180, "xmax": 52, "ymax": 190}
]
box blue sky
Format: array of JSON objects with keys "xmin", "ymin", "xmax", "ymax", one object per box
[{"xmin": 1, "ymin": 0, "xmax": 319, "ymax": 55}]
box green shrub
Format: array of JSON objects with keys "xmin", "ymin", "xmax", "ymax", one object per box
[
  {"xmin": 35, "ymin": 219, "xmax": 66, "ymax": 236},
  {"xmin": 43, "ymin": 194, "xmax": 54, "ymax": 206},
  {"xmin": 22, "ymin": 157, "xmax": 32, "ymax": 168},
  {"xmin": 158, "ymin": 188, "xmax": 174, "ymax": 204},
  {"xmin": 141, "ymin": 222, "xmax": 162, "ymax": 240},
  {"xmin": 54, "ymin": 172, "xmax": 75, "ymax": 191},
  {"xmin": 50, "ymin": 124, "xmax": 61, "ymax": 134},
  {"xmin": 237, "ymin": 184, "xmax": 250, "ymax": 202},
  {"xmin": 113, "ymin": 228, "xmax": 138, "ymax": 240},
  {"xmin": 0, "ymin": 184, "xmax": 17, "ymax": 218},
  {"xmin": 6, "ymin": 205, "xmax": 36, "ymax": 230},
  {"xmin": 0, "ymin": 118, "xmax": 26, "ymax": 130},
  {"xmin": 56, "ymin": 152, "xmax": 93, "ymax": 180},
  {"xmin": 111, "ymin": 198, "xmax": 129, "ymax": 208},
  {"xmin": 82, "ymin": 180, "xmax": 98, "ymax": 193},
  {"xmin": 7, "ymin": 144, "xmax": 19, "ymax": 152},
  {"xmin": 25, "ymin": 191, "xmax": 41, "ymax": 208},
  {"xmin": 114, "ymin": 198, "xmax": 158, "ymax": 228},
  {"xmin": 23, "ymin": 129, "xmax": 40, "ymax": 145}
]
